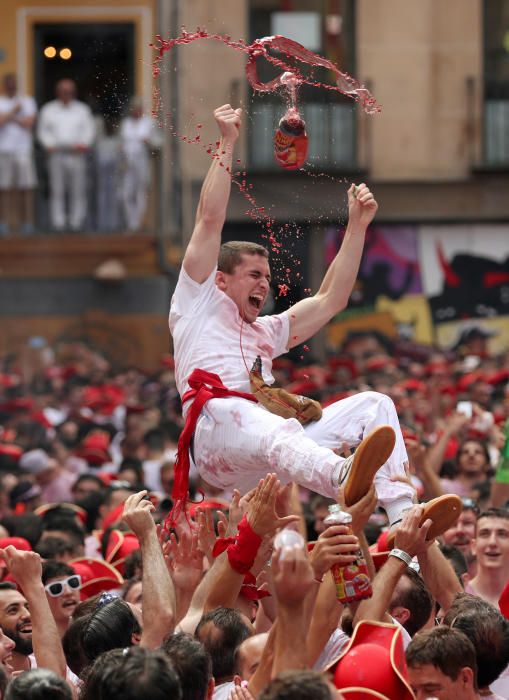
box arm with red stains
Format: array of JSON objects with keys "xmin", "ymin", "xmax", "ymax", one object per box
[
  {"xmin": 287, "ymin": 184, "xmax": 377, "ymax": 347},
  {"xmin": 182, "ymin": 104, "xmax": 241, "ymax": 283}
]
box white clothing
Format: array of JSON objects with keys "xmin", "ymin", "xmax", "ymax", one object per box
[
  {"xmin": 491, "ymin": 663, "xmax": 509, "ymax": 698},
  {"xmin": 29, "ymin": 654, "xmax": 80, "ymax": 687},
  {"xmin": 119, "ymin": 115, "xmax": 155, "ymax": 231},
  {"xmin": 47, "ymin": 151, "xmax": 87, "ymax": 229},
  {"xmin": 313, "ymin": 627, "xmax": 350, "ymax": 671},
  {"xmin": 37, "ymin": 99, "xmax": 95, "ymax": 230},
  {"xmin": 170, "ymin": 266, "xmax": 288, "ymax": 403},
  {"xmin": 95, "ymin": 133, "xmax": 121, "ymax": 231},
  {"xmin": 169, "ymin": 266, "xmax": 414, "ymax": 511},
  {"xmin": 37, "ymin": 99, "xmax": 95, "ymax": 150},
  {"xmin": 143, "ymin": 457, "xmax": 164, "ymax": 492},
  {"xmin": 120, "ymin": 115, "xmax": 155, "ymax": 160},
  {"xmin": 0, "ymin": 151, "xmax": 36, "ymax": 189},
  {"xmin": 213, "ymin": 681, "xmax": 235, "ymax": 700},
  {"xmin": 0, "ymin": 95, "xmax": 36, "ymax": 153}
]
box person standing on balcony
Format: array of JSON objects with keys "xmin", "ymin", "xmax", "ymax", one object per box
[
  {"xmin": 0, "ymin": 73, "xmax": 37, "ymax": 236},
  {"xmin": 37, "ymin": 79, "xmax": 95, "ymax": 232},
  {"xmin": 119, "ymin": 97, "xmax": 159, "ymax": 233}
]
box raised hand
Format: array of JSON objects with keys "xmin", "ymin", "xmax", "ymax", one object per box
[
  {"xmin": 122, "ymin": 490, "xmax": 155, "ymax": 541},
  {"xmin": 394, "ymin": 504, "xmax": 433, "ymax": 557},
  {"xmin": 196, "ymin": 507, "xmax": 219, "ymax": 561},
  {"xmin": 0, "ymin": 546, "xmax": 42, "ymax": 590},
  {"xmin": 228, "ymin": 683, "xmax": 255, "ymax": 700},
  {"xmin": 217, "ymin": 489, "xmax": 244, "ymax": 538},
  {"xmin": 214, "ymin": 104, "xmax": 242, "ymax": 144},
  {"xmin": 272, "ymin": 544, "xmax": 314, "ymax": 608},
  {"xmin": 348, "ymin": 183, "xmax": 378, "ymax": 228},
  {"xmin": 164, "ymin": 529, "xmax": 204, "ymax": 594},
  {"xmin": 310, "ymin": 525, "xmax": 359, "ymax": 581},
  {"xmin": 337, "ymin": 483, "xmax": 378, "ymax": 534},
  {"xmin": 247, "ymin": 474, "xmax": 300, "ymax": 536}
]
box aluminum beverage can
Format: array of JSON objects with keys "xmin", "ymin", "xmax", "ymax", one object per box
[{"xmin": 323, "ymin": 504, "xmax": 372, "ymax": 604}]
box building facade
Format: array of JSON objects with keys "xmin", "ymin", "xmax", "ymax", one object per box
[{"xmin": 0, "ymin": 0, "xmax": 508, "ymax": 363}]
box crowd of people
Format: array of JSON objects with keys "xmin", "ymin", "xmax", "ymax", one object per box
[
  {"xmin": 0, "ymin": 321, "xmax": 506, "ymax": 700},
  {"xmin": 0, "ymin": 73, "xmax": 160, "ymax": 235},
  {"xmin": 0, "ymin": 103, "xmax": 508, "ymax": 699}
]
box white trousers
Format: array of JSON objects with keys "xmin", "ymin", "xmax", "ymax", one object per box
[
  {"xmin": 193, "ymin": 390, "xmax": 415, "ymax": 522},
  {"xmin": 121, "ymin": 154, "xmax": 149, "ymax": 231},
  {"xmin": 48, "ymin": 151, "xmax": 87, "ymax": 230}
]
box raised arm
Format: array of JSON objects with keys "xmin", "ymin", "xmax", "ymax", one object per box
[
  {"xmin": 0, "ymin": 546, "xmax": 66, "ymax": 679},
  {"xmin": 354, "ymin": 505, "xmax": 432, "ymax": 626},
  {"xmin": 271, "ymin": 544, "xmax": 315, "ymax": 675},
  {"xmin": 288, "ymin": 183, "xmax": 377, "ymax": 348},
  {"xmin": 417, "ymin": 542, "xmax": 462, "ymax": 614},
  {"xmin": 123, "ymin": 491, "xmax": 176, "ymax": 648},
  {"xmin": 182, "ymin": 104, "xmax": 242, "ymax": 283}
]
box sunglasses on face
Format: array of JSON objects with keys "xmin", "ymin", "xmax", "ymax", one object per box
[{"xmin": 44, "ymin": 575, "xmax": 81, "ymax": 597}]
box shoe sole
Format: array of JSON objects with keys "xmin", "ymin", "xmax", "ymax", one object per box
[
  {"xmin": 387, "ymin": 494, "xmax": 462, "ymax": 549},
  {"xmin": 343, "ymin": 425, "xmax": 396, "ymax": 506}
]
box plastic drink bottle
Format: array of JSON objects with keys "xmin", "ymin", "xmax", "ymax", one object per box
[{"xmin": 323, "ymin": 503, "xmax": 372, "ymax": 604}]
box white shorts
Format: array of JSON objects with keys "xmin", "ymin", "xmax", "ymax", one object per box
[{"xmin": 0, "ymin": 152, "xmax": 37, "ymax": 189}]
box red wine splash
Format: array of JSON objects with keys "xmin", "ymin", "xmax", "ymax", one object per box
[{"xmin": 151, "ymin": 28, "xmax": 380, "ymax": 114}]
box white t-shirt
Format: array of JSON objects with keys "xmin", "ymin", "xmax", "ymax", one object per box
[
  {"xmin": 120, "ymin": 115, "xmax": 155, "ymax": 159},
  {"xmin": 491, "ymin": 663, "xmax": 509, "ymax": 698},
  {"xmin": 0, "ymin": 95, "xmax": 36, "ymax": 153},
  {"xmin": 37, "ymin": 99, "xmax": 95, "ymax": 149},
  {"xmin": 213, "ymin": 682, "xmax": 235, "ymax": 700},
  {"xmin": 29, "ymin": 654, "xmax": 80, "ymax": 687},
  {"xmin": 169, "ymin": 266, "xmax": 289, "ymax": 410}
]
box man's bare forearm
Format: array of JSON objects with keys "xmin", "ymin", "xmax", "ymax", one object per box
[
  {"xmin": 287, "ymin": 224, "xmax": 367, "ymax": 346},
  {"xmin": 273, "ymin": 604, "xmax": 310, "ymax": 674},
  {"xmin": 140, "ymin": 530, "xmax": 176, "ymax": 648},
  {"xmin": 354, "ymin": 556, "xmax": 406, "ymax": 625},
  {"xmin": 183, "ymin": 136, "xmax": 236, "ymax": 283},
  {"xmin": 23, "ymin": 581, "xmax": 66, "ymax": 678},
  {"xmin": 195, "ymin": 137, "xmax": 234, "ymax": 225},
  {"xmin": 417, "ymin": 542, "xmax": 462, "ymax": 613},
  {"xmin": 307, "ymin": 574, "xmax": 342, "ymax": 666},
  {"xmin": 318, "ymin": 224, "xmax": 366, "ymax": 313},
  {"xmin": 203, "ymin": 552, "xmax": 244, "ymax": 613}
]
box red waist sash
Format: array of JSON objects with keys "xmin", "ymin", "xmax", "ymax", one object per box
[{"xmin": 164, "ymin": 368, "xmax": 257, "ymax": 530}]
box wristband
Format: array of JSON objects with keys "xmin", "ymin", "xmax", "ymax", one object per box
[
  {"xmin": 389, "ymin": 548, "xmax": 413, "ymax": 566},
  {"xmin": 214, "ymin": 515, "xmax": 262, "ymax": 575}
]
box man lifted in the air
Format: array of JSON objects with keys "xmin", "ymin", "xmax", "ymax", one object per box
[{"xmin": 169, "ymin": 104, "xmax": 448, "ymax": 531}]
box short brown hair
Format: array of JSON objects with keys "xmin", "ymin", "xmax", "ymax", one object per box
[
  {"xmin": 406, "ymin": 626, "xmax": 478, "ymax": 688},
  {"xmin": 388, "ymin": 568, "xmax": 433, "ymax": 637},
  {"xmin": 443, "ymin": 593, "xmax": 509, "ymax": 688},
  {"xmin": 259, "ymin": 671, "xmax": 334, "ymax": 700},
  {"xmin": 217, "ymin": 241, "xmax": 269, "ymax": 274}
]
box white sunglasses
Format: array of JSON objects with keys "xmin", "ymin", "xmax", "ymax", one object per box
[{"xmin": 44, "ymin": 574, "xmax": 81, "ymax": 597}]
